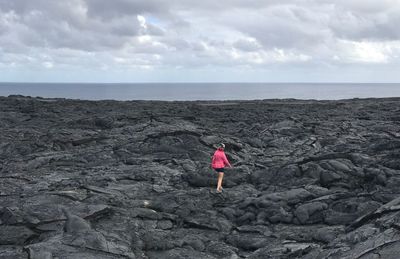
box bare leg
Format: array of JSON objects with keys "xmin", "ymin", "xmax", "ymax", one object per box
[{"xmin": 217, "ymin": 172, "xmax": 224, "ymax": 191}]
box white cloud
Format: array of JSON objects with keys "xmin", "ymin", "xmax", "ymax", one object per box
[
  {"xmin": 0, "ymin": 0, "xmax": 400, "ymax": 81},
  {"xmin": 42, "ymin": 61, "xmax": 54, "ymax": 68},
  {"xmin": 137, "ymin": 15, "xmax": 147, "ymax": 30},
  {"xmin": 334, "ymin": 40, "xmax": 400, "ymax": 64},
  {"xmin": 233, "ymin": 38, "xmax": 262, "ymax": 52}
]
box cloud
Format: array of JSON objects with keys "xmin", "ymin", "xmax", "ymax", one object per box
[
  {"xmin": 233, "ymin": 38, "xmax": 262, "ymax": 52},
  {"xmin": 0, "ymin": 0, "xmax": 167, "ymax": 52},
  {"xmin": 327, "ymin": 1, "xmax": 400, "ymax": 41},
  {"xmin": 84, "ymin": 0, "xmax": 168, "ymax": 19},
  {"xmin": 0, "ymin": 0, "xmax": 400, "ymax": 82}
]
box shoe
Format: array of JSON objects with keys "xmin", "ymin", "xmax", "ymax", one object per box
[{"xmin": 216, "ymin": 188, "xmax": 222, "ymax": 193}]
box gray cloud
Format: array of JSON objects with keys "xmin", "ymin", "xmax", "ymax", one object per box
[
  {"xmin": 0, "ymin": 0, "xmax": 170, "ymax": 52},
  {"xmin": 0, "ymin": 0, "xmax": 400, "ymax": 76},
  {"xmin": 84, "ymin": 0, "xmax": 169, "ymax": 19},
  {"xmin": 329, "ymin": 6, "xmax": 400, "ymax": 41},
  {"xmin": 233, "ymin": 39, "xmax": 262, "ymax": 52}
]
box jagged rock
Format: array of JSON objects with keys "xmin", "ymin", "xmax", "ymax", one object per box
[
  {"xmin": 247, "ymin": 240, "xmax": 318, "ymax": 259},
  {"xmin": 142, "ymin": 229, "xmax": 176, "ymax": 251},
  {"xmin": 0, "ymin": 246, "xmax": 27, "ymax": 259},
  {"xmin": 0, "ymin": 226, "xmax": 36, "ymax": 245},
  {"xmin": 0, "ymin": 207, "xmax": 25, "ymax": 225},
  {"xmin": 147, "ymin": 247, "xmax": 217, "ymax": 259},
  {"xmin": 236, "ymin": 225, "xmax": 273, "ymax": 236},
  {"xmin": 2, "ymin": 96, "xmax": 400, "ymax": 258},
  {"xmin": 226, "ymin": 233, "xmax": 272, "ymax": 251},
  {"xmin": 62, "ymin": 208, "xmax": 92, "ymax": 233},
  {"xmin": 25, "ymin": 247, "xmax": 53, "ymax": 259},
  {"xmin": 48, "ymin": 189, "xmax": 88, "ymax": 201},
  {"xmin": 313, "ymin": 226, "xmax": 345, "ymax": 243},
  {"xmin": 294, "ymin": 202, "xmax": 328, "ymax": 224},
  {"xmin": 206, "ymin": 241, "xmax": 239, "ymax": 258},
  {"xmin": 304, "ymin": 185, "xmax": 331, "ymax": 196},
  {"xmin": 324, "ymin": 210, "xmax": 358, "ymax": 225},
  {"xmin": 157, "ymin": 220, "xmax": 173, "ymax": 230},
  {"xmin": 182, "ymin": 235, "xmax": 206, "ymax": 251},
  {"xmin": 132, "ymin": 207, "xmax": 161, "ymax": 220},
  {"xmin": 183, "ymin": 215, "xmax": 232, "ymax": 232},
  {"xmin": 260, "ymin": 188, "xmax": 314, "ymax": 205},
  {"xmin": 348, "ymin": 196, "xmax": 400, "ymax": 230},
  {"xmin": 320, "ymin": 170, "xmax": 343, "ymax": 186},
  {"xmin": 60, "ymin": 209, "xmax": 135, "ymax": 257},
  {"xmin": 340, "ymin": 228, "xmax": 400, "ymax": 259},
  {"xmin": 63, "ymin": 231, "xmax": 109, "ymax": 251}
]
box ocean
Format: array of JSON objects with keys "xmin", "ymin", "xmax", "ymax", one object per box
[{"xmin": 0, "ymin": 82, "xmax": 399, "ymax": 101}]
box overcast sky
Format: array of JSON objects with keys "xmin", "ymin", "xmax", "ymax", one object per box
[{"xmin": 1, "ymin": 0, "xmax": 400, "ymax": 82}]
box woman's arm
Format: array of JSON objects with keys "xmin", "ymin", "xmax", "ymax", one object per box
[
  {"xmin": 211, "ymin": 154, "xmax": 216, "ymax": 168},
  {"xmin": 223, "ymin": 153, "xmax": 232, "ymax": 167}
]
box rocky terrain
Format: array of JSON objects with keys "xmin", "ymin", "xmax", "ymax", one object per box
[{"xmin": 1, "ymin": 95, "xmax": 400, "ymax": 258}]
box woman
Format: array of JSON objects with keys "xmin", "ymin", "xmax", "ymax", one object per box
[{"xmin": 211, "ymin": 143, "xmax": 232, "ymax": 193}]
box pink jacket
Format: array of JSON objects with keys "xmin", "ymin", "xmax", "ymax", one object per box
[{"xmin": 211, "ymin": 148, "xmax": 231, "ymax": 169}]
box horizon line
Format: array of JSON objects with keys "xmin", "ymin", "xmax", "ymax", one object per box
[{"xmin": 1, "ymin": 81, "xmax": 400, "ymax": 84}]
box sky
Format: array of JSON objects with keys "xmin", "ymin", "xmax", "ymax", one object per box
[{"xmin": 0, "ymin": 0, "xmax": 400, "ymax": 82}]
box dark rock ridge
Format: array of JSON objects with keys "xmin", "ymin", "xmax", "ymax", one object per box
[{"xmin": 1, "ymin": 95, "xmax": 400, "ymax": 258}]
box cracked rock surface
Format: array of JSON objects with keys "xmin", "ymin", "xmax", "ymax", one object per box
[{"xmin": 1, "ymin": 95, "xmax": 400, "ymax": 258}]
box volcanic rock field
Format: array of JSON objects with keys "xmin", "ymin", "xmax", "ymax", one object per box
[{"xmin": 1, "ymin": 95, "xmax": 400, "ymax": 259}]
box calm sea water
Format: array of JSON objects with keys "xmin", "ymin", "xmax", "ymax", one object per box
[{"xmin": 0, "ymin": 83, "xmax": 399, "ymax": 101}]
